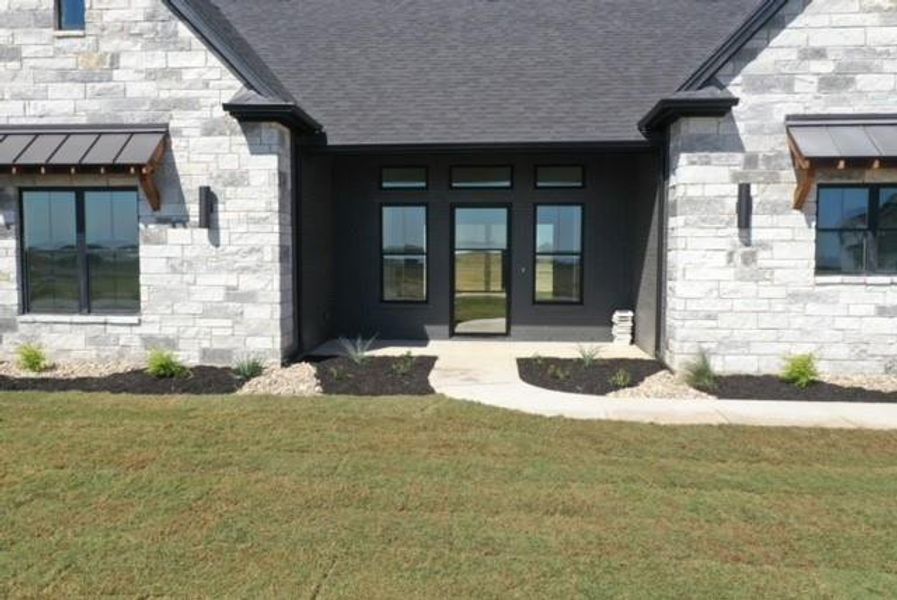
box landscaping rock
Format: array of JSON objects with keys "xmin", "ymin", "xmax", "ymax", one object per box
[{"xmin": 236, "ymin": 362, "xmax": 322, "ymax": 397}]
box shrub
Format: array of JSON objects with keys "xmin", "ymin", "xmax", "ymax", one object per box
[
  {"xmin": 685, "ymin": 352, "xmax": 717, "ymax": 393},
  {"xmin": 390, "ymin": 352, "xmax": 415, "ymax": 377},
  {"xmin": 17, "ymin": 344, "xmax": 50, "ymax": 373},
  {"xmin": 547, "ymin": 364, "xmax": 571, "ymax": 381},
  {"xmin": 577, "ymin": 344, "xmax": 601, "ymax": 367},
  {"xmin": 338, "ymin": 334, "xmax": 378, "ymax": 365},
  {"xmin": 233, "ymin": 357, "xmax": 265, "ymax": 381},
  {"xmin": 781, "ymin": 354, "xmax": 819, "ymax": 389},
  {"xmin": 146, "ymin": 349, "xmax": 190, "ymax": 379},
  {"xmin": 609, "ymin": 368, "xmax": 633, "ymax": 389}
]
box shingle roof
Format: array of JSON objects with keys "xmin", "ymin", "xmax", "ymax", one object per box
[{"xmin": 204, "ymin": 0, "xmax": 769, "ymax": 146}]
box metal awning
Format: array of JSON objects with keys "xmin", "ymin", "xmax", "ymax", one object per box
[
  {"xmin": 787, "ymin": 115, "xmax": 897, "ymax": 159},
  {"xmin": 786, "ymin": 115, "xmax": 897, "ymax": 209},
  {"xmin": 0, "ymin": 125, "xmax": 169, "ymax": 210}
]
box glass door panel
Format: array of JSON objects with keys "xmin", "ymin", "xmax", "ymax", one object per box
[{"xmin": 452, "ymin": 208, "xmax": 509, "ymax": 335}]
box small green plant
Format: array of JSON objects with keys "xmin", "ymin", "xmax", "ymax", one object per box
[
  {"xmin": 577, "ymin": 344, "xmax": 601, "ymax": 367},
  {"xmin": 146, "ymin": 349, "xmax": 189, "ymax": 379},
  {"xmin": 547, "ymin": 363, "xmax": 571, "ymax": 381},
  {"xmin": 390, "ymin": 352, "xmax": 416, "ymax": 377},
  {"xmin": 609, "ymin": 368, "xmax": 633, "ymax": 389},
  {"xmin": 781, "ymin": 354, "xmax": 819, "ymax": 390},
  {"xmin": 233, "ymin": 357, "xmax": 265, "ymax": 381},
  {"xmin": 338, "ymin": 334, "xmax": 378, "ymax": 365},
  {"xmin": 328, "ymin": 366, "xmax": 352, "ymax": 381},
  {"xmin": 532, "ymin": 353, "xmax": 545, "ymax": 367},
  {"xmin": 685, "ymin": 352, "xmax": 717, "ymax": 393},
  {"xmin": 17, "ymin": 344, "xmax": 50, "ymax": 373}
]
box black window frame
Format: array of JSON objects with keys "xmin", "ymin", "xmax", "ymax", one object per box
[
  {"xmin": 816, "ymin": 184, "xmax": 897, "ymax": 275},
  {"xmin": 18, "ymin": 187, "xmax": 141, "ymax": 316},
  {"xmin": 379, "ymin": 166, "xmax": 429, "ymax": 191},
  {"xmin": 534, "ymin": 165, "xmax": 586, "ymax": 190},
  {"xmin": 533, "ymin": 203, "xmax": 585, "ymax": 305},
  {"xmin": 55, "ymin": 0, "xmax": 86, "ymax": 31},
  {"xmin": 380, "ymin": 203, "xmax": 429, "ymax": 304},
  {"xmin": 449, "ymin": 165, "xmax": 514, "ymax": 190}
]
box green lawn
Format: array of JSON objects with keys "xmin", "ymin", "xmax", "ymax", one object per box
[{"xmin": 3, "ymin": 392, "xmax": 897, "ymax": 598}]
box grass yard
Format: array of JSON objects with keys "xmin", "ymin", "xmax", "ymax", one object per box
[{"xmin": 3, "ymin": 393, "xmax": 897, "ymax": 598}]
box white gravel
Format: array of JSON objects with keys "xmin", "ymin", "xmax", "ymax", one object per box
[
  {"xmin": 0, "ymin": 360, "xmax": 142, "ymax": 379},
  {"xmin": 606, "ymin": 369, "xmax": 714, "ymax": 400},
  {"xmin": 236, "ymin": 362, "xmax": 321, "ymax": 396}
]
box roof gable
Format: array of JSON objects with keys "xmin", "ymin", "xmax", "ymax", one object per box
[{"xmin": 196, "ymin": 0, "xmax": 771, "ymax": 145}]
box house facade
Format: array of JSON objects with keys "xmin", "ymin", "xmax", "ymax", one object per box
[{"xmin": 0, "ymin": 0, "xmax": 895, "ymax": 374}]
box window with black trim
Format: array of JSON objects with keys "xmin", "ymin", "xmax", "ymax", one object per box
[
  {"xmin": 56, "ymin": 0, "xmax": 86, "ymax": 31},
  {"xmin": 381, "ymin": 167, "xmax": 427, "ymax": 190},
  {"xmin": 21, "ymin": 189, "xmax": 140, "ymax": 314},
  {"xmin": 451, "ymin": 166, "xmax": 512, "ymax": 189},
  {"xmin": 536, "ymin": 165, "xmax": 584, "ymax": 189},
  {"xmin": 534, "ymin": 205, "xmax": 583, "ymax": 303},
  {"xmin": 381, "ymin": 205, "xmax": 427, "ymax": 302},
  {"xmin": 816, "ymin": 185, "xmax": 897, "ymax": 274}
]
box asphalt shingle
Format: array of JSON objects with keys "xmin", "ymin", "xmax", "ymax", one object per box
[{"xmin": 208, "ymin": 0, "xmax": 766, "ymax": 145}]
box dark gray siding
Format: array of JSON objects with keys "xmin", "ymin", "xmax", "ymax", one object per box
[
  {"xmin": 298, "ymin": 152, "xmax": 334, "ymax": 353},
  {"xmin": 631, "ymin": 152, "xmax": 661, "ymax": 354},
  {"xmin": 328, "ymin": 151, "xmax": 658, "ymax": 343}
]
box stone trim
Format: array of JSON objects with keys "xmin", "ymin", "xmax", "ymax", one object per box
[{"xmin": 18, "ymin": 315, "xmax": 141, "ymax": 326}]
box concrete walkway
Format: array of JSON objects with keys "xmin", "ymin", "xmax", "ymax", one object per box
[{"xmin": 312, "ymin": 339, "xmax": 897, "ymax": 430}]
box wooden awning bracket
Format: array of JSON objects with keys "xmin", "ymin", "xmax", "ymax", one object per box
[
  {"xmin": 788, "ymin": 132, "xmax": 815, "ymax": 210},
  {"xmin": 138, "ymin": 136, "xmax": 167, "ymax": 212}
]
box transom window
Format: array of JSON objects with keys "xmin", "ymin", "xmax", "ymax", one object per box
[
  {"xmin": 534, "ymin": 205, "xmax": 583, "ymax": 303},
  {"xmin": 816, "ymin": 185, "xmax": 897, "ymax": 274},
  {"xmin": 381, "ymin": 167, "xmax": 427, "ymax": 190},
  {"xmin": 21, "ymin": 189, "xmax": 140, "ymax": 314},
  {"xmin": 450, "ymin": 166, "xmax": 513, "ymax": 190},
  {"xmin": 381, "ymin": 205, "xmax": 427, "ymax": 302},
  {"xmin": 56, "ymin": 0, "xmax": 86, "ymax": 31},
  {"xmin": 535, "ymin": 165, "xmax": 585, "ymax": 189}
]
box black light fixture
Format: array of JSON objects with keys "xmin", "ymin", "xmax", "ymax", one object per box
[
  {"xmin": 737, "ymin": 183, "xmax": 752, "ymax": 231},
  {"xmin": 198, "ymin": 186, "xmax": 214, "ymax": 229}
]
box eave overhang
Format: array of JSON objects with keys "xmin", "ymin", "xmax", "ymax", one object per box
[{"xmin": 638, "ymin": 95, "xmax": 740, "ymax": 136}]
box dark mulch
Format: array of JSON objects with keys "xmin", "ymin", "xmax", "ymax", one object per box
[
  {"xmin": 0, "ymin": 367, "xmax": 244, "ymax": 395},
  {"xmin": 315, "ymin": 356, "xmax": 436, "ymax": 396},
  {"xmin": 713, "ymin": 376, "xmax": 897, "ymax": 403},
  {"xmin": 517, "ymin": 358, "xmax": 666, "ymax": 396}
]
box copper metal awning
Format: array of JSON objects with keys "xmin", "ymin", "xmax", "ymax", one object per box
[
  {"xmin": 787, "ymin": 115, "xmax": 897, "ymax": 209},
  {"xmin": 0, "ymin": 125, "xmax": 169, "ymax": 210}
]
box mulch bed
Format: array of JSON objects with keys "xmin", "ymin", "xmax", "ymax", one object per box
[
  {"xmin": 517, "ymin": 358, "xmax": 666, "ymax": 396},
  {"xmin": 0, "ymin": 367, "xmax": 244, "ymax": 395},
  {"xmin": 713, "ymin": 376, "xmax": 897, "ymax": 403},
  {"xmin": 314, "ymin": 356, "xmax": 436, "ymax": 396}
]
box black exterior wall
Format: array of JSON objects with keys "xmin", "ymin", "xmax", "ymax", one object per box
[
  {"xmin": 297, "ymin": 152, "xmax": 335, "ymax": 353},
  {"xmin": 308, "ymin": 150, "xmax": 661, "ymax": 348}
]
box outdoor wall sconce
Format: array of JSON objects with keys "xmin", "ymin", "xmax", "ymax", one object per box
[
  {"xmin": 199, "ymin": 186, "xmax": 215, "ymax": 229},
  {"xmin": 737, "ymin": 183, "xmax": 752, "ymax": 231}
]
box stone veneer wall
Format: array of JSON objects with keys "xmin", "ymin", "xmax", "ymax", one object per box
[
  {"xmin": 666, "ymin": 0, "xmax": 897, "ymax": 375},
  {"xmin": 0, "ymin": 0, "xmax": 295, "ymax": 365}
]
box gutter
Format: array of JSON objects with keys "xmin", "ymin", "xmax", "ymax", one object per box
[{"xmin": 638, "ymin": 96, "xmax": 740, "ymax": 137}]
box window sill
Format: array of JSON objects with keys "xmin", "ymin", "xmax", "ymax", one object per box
[
  {"xmin": 54, "ymin": 30, "xmax": 86, "ymax": 38},
  {"xmin": 18, "ymin": 314, "xmax": 140, "ymax": 325},
  {"xmin": 815, "ymin": 275, "xmax": 897, "ymax": 286}
]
